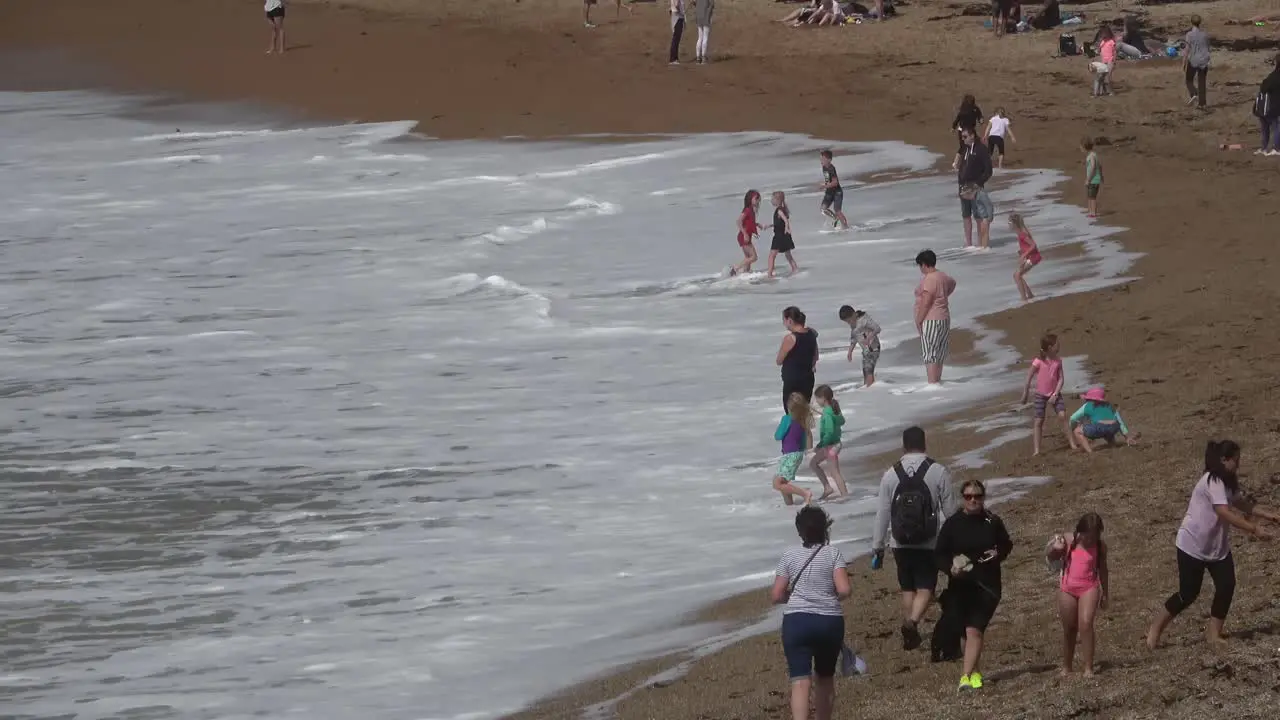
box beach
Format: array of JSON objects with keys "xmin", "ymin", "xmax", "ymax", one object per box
[{"xmin": 4, "ymin": 0, "xmax": 1280, "ymax": 718}]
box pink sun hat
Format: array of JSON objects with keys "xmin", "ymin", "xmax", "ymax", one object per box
[{"xmin": 1082, "ymin": 387, "xmax": 1107, "ymax": 402}]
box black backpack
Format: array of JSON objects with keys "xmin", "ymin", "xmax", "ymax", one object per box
[
  {"xmin": 1059, "ymin": 33, "xmax": 1079, "ymax": 57},
  {"xmin": 889, "ymin": 458, "xmax": 937, "ymax": 546},
  {"xmin": 1254, "ymin": 90, "xmax": 1274, "ymax": 119}
]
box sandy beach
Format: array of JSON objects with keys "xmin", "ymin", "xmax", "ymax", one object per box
[{"xmin": 5, "ymin": 0, "xmax": 1280, "ymax": 717}]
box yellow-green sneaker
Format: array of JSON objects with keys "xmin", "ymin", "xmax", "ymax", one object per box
[
  {"xmin": 969, "ymin": 672, "xmax": 984, "ymax": 689},
  {"xmin": 958, "ymin": 674, "xmax": 973, "ymax": 691}
]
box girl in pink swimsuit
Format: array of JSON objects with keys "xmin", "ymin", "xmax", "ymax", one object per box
[
  {"xmin": 1009, "ymin": 213, "xmax": 1041, "ymax": 302},
  {"xmin": 1046, "ymin": 512, "xmax": 1109, "ymax": 677}
]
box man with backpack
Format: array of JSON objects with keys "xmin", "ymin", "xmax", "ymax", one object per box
[{"xmin": 871, "ymin": 426, "xmax": 957, "ymax": 651}]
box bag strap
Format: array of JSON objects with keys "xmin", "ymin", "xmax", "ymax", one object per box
[
  {"xmin": 788, "ymin": 545, "xmax": 825, "ymax": 595},
  {"xmin": 893, "ymin": 457, "xmax": 934, "ymax": 487}
]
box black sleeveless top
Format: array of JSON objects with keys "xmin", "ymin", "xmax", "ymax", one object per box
[
  {"xmin": 773, "ymin": 207, "xmax": 789, "ymax": 240},
  {"xmin": 781, "ymin": 329, "xmax": 818, "ymax": 380}
]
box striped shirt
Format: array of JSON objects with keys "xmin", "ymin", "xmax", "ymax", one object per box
[{"xmin": 775, "ymin": 544, "xmax": 847, "ymax": 616}]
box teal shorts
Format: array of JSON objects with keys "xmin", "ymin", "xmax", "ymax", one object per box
[{"xmin": 777, "ymin": 451, "xmax": 804, "ymax": 482}]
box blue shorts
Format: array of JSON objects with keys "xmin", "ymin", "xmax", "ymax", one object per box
[
  {"xmin": 1082, "ymin": 423, "xmax": 1120, "ymax": 440},
  {"xmin": 782, "ymin": 612, "xmax": 845, "ymax": 679},
  {"xmin": 1034, "ymin": 393, "xmax": 1066, "ymax": 419}
]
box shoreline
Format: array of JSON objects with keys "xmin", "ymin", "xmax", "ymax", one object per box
[{"xmin": 7, "ymin": 0, "xmax": 1280, "ymax": 718}]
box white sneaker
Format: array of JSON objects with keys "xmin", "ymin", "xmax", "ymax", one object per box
[
  {"xmin": 1255, "ymin": 149, "xmax": 1267, "ymax": 155},
  {"xmin": 1267, "ymin": 150, "xmax": 1280, "ymax": 157}
]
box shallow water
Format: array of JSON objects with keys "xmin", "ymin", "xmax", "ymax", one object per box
[{"xmin": 0, "ymin": 90, "xmax": 1138, "ymax": 720}]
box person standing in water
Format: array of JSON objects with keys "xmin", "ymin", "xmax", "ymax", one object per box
[
  {"xmin": 264, "ymin": 0, "xmax": 286, "ymax": 54},
  {"xmin": 731, "ymin": 190, "xmax": 762, "ymax": 276},
  {"xmin": 811, "ymin": 385, "xmax": 848, "ymax": 500},
  {"xmin": 768, "ymin": 191, "xmax": 800, "ymax": 278},
  {"xmin": 773, "ymin": 392, "xmax": 815, "ymax": 506},
  {"xmin": 777, "ymin": 306, "xmax": 819, "ymax": 411},
  {"xmin": 839, "ymin": 305, "xmax": 881, "ymax": 387},
  {"xmin": 913, "ymin": 250, "xmax": 957, "ymax": 385},
  {"xmin": 694, "ymin": 0, "xmax": 714, "ymax": 64},
  {"xmin": 1009, "ymin": 213, "xmax": 1041, "ymax": 301},
  {"xmin": 818, "ymin": 151, "xmax": 850, "ymax": 230}
]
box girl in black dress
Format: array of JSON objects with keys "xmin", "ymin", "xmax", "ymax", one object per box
[{"xmin": 767, "ymin": 191, "xmax": 800, "ymax": 278}]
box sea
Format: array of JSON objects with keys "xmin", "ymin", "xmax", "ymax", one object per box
[{"xmin": 0, "ymin": 89, "xmax": 1139, "ymax": 720}]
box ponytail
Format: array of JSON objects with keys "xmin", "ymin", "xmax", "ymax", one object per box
[
  {"xmin": 814, "ymin": 384, "xmax": 841, "ymax": 416},
  {"xmin": 1204, "ymin": 439, "xmax": 1241, "ymax": 494}
]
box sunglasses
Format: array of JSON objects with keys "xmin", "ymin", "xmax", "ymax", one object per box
[{"xmin": 963, "ymin": 493, "xmax": 985, "ymax": 500}]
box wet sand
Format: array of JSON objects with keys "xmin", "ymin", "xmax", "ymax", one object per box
[{"xmin": 5, "ymin": 0, "xmax": 1280, "ymax": 717}]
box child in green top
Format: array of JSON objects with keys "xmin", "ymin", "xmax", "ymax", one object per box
[
  {"xmin": 811, "ymin": 384, "xmax": 848, "ymax": 500},
  {"xmin": 1082, "ymin": 137, "xmax": 1103, "ymax": 219},
  {"xmin": 1070, "ymin": 387, "xmax": 1139, "ymax": 452}
]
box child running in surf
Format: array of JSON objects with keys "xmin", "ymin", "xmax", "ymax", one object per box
[
  {"xmin": 767, "ymin": 191, "xmax": 800, "ymax": 278},
  {"xmin": 811, "ymin": 384, "xmax": 848, "ymax": 500},
  {"xmin": 731, "ymin": 189, "xmax": 762, "ymax": 276},
  {"xmin": 773, "ymin": 391, "xmax": 814, "ymax": 505},
  {"xmin": 1020, "ymin": 333, "xmax": 1076, "ymax": 456},
  {"xmin": 839, "ymin": 305, "xmax": 882, "ymax": 387},
  {"xmin": 819, "ymin": 150, "xmax": 850, "ymax": 230},
  {"xmin": 1010, "ymin": 213, "xmax": 1042, "ymax": 302}
]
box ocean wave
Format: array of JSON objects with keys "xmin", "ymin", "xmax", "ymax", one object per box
[{"xmin": 423, "ymin": 273, "xmax": 552, "ymax": 320}]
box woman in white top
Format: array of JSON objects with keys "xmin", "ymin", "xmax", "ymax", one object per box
[
  {"xmin": 265, "ymin": 0, "xmax": 286, "ymax": 54},
  {"xmin": 984, "ymin": 108, "xmax": 1017, "ymax": 169},
  {"xmin": 771, "ymin": 506, "xmax": 851, "ymax": 720}
]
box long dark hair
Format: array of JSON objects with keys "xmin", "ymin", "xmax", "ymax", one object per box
[
  {"xmin": 814, "ymin": 384, "xmax": 841, "ymax": 416},
  {"xmin": 1064, "ymin": 512, "xmax": 1106, "ymax": 574},
  {"xmin": 1204, "ymin": 440, "xmax": 1241, "ymax": 493},
  {"xmin": 742, "ymin": 189, "xmax": 760, "ymax": 210},
  {"xmin": 796, "ymin": 505, "xmax": 832, "ymax": 548},
  {"xmin": 959, "ymin": 94, "xmax": 977, "ymax": 112},
  {"xmin": 782, "ymin": 306, "xmax": 807, "ymax": 327}
]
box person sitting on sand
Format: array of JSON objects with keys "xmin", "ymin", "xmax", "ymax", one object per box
[
  {"xmin": 1029, "ymin": 0, "xmax": 1061, "ymax": 31},
  {"xmin": 871, "ymin": 426, "xmax": 957, "ymax": 652},
  {"xmin": 779, "ymin": 0, "xmax": 821, "ymax": 25},
  {"xmin": 935, "ymin": 479, "xmax": 1014, "ymax": 691},
  {"xmin": 771, "ymin": 506, "xmax": 851, "ymax": 720},
  {"xmin": 264, "ymin": 0, "xmax": 286, "ymax": 54},
  {"xmin": 1046, "ymin": 512, "xmax": 1109, "ymax": 677},
  {"xmin": 1147, "ymin": 440, "xmax": 1279, "ymax": 649},
  {"xmin": 1069, "ymin": 387, "xmax": 1137, "ymax": 452}
]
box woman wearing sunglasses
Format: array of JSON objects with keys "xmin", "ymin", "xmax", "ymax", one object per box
[{"xmin": 935, "ymin": 479, "xmax": 1014, "ymax": 691}]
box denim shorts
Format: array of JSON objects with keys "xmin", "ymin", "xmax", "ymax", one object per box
[
  {"xmin": 1082, "ymin": 423, "xmax": 1120, "ymax": 440},
  {"xmin": 960, "ymin": 189, "xmax": 993, "ymax": 220},
  {"xmin": 781, "ymin": 612, "xmax": 845, "ymax": 679}
]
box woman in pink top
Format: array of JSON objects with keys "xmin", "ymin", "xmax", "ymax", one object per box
[
  {"xmin": 1147, "ymin": 440, "xmax": 1280, "ymax": 649},
  {"xmin": 1018, "ymin": 333, "xmax": 1076, "ymax": 456},
  {"xmin": 912, "ymin": 249, "xmax": 957, "ymax": 384},
  {"xmin": 1046, "ymin": 512, "xmax": 1108, "ymax": 676},
  {"xmin": 1009, "ymin": 213, "xmax": 1041, "ymax": 302},
  {"xmin": 1092, "ymin": 26, "xmax": 1117, "ymax": 97}
]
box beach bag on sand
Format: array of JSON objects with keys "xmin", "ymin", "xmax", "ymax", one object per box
[
  {"xmin": 1058, "ymin": 33, "xmax": 1079, "ymax": 56},
  {"xmin": 930, "ymin": 588, "xmax": 964, "ymax": 662},
  {"xmin": 889, "ymin": 458, "xmax": 937, "ymax": 545}
]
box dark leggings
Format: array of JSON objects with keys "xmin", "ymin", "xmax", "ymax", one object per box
[
  {"xmin": 669, "ymin": 17, "xmax": 685, "ymax": 63},
  {"xmin": 1185, "ymin": 65, "xmax": 1208, "ymax": 107},
  {"xmin": 782, "ymin": 375, "xmax": 815, "ymax": 411},
  {"xmin": 1165, "ymin": 548, "xmax": 1235, "ymax": 620}
]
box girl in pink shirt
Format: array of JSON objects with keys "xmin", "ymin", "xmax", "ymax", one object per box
[
  {"xmin": 1046, "ymin": 512, "xmax": 1108, "ymax": 677},
  {"xmin": 1019, "ymin": 333, "xmax": 1077, "ymax": 456},
  {"xmin": 1009, "ymin": 213, "xmax": 1042, "ymax": 302},
  {"xmin": 1092, "ymin": 26, "xmax": 1117, "ymax": 96}
]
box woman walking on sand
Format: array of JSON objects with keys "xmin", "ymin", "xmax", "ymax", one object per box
[
  {"xmin": 771, "ymin": 506, "xmax": 851, "ymax": 720},
  {"xmin": 935, "ymin": 479, "xmax": 1014, "ymax": 691},
  {"xmin": 265, "ymin": 0, "xmax": 286, "ymax": 54},
  {"xmin": 777, "ymin": 306, "xmax": 819, "ymax": 410},
  {"xmin": 1147, "ymin": 440, "xmax": 1280, "ymax": 649}
]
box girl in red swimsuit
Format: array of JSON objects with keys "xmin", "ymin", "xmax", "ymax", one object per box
[{"xmin": 732, "ymin": 189, "xmax": 762, "ymax": 276}]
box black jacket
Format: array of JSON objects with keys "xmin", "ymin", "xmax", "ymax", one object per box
[
  {"xmin": 957, "ymin": 142, "xmax": 993, "ymax": 188},
  {"xmin": 952, "ymin": 106, "xmax": 984, "ymax": 133},
  {"xmin": 1261, "ymin": 69, "xmax": 1280, "ymax": 118},
  {"xmin": 935, "ymin": 509, "xmax": 1014, "ymax": 595}
]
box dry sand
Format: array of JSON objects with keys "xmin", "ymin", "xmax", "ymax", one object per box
[{"xmin": 4, "ymin": 0, "xmax": 1280, "ymax": 717}]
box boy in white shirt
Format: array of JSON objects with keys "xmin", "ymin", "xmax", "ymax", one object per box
[{"xmin": 984, "ymin": 108, "xmax": 1017, "ymax": 169}]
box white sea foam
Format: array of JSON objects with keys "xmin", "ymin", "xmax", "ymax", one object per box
[{"xmin": 0, "ymin": 90, "xmax": 1140, "ymax": 720}]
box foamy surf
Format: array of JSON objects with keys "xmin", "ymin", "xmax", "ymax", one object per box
[{"xmin": 0, "ymin": 89, "xmax": 1139, "ymax": 720}]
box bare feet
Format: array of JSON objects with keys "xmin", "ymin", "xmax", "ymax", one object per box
[
  {"xmin": 818, "ymin": 489, "xmax": 836, "ymax": 502},
  {"xmin": 1082, "ymin": 668, "xmax": 1095, "ymax": 678},
  {"xmin": 1060, "ymin": 667, "xmax": 1072, "ymax": 678},
  {"xmin": 801, "ymin": 489, "xmax": 814, "ymax": 505}
]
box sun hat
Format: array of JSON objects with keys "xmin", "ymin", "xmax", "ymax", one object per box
[{"xmin": 1082, "ymin": 387, "xmax": 1107, "ymax": 402}]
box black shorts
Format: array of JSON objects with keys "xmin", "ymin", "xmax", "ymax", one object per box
[
  {"xmin": 1086, "ymin": 183, "xmax": 1101, "ymax": 199},
  {"xmin": 771, "ymin": 233, "xmax": 795, "ymax": 253},
  {"xmin": 266, "ymin": 7, "xmax": 286, "ymax": 19},
  {"xmin": 988, "ymin": 135, "xmax": 1005, "ymax": 155},
  {"xmin": 893, "ymin": 548, "xmax": 939, "ymax": 592},
  {"xmin": 781, "ymin": 375, "xmax": 815, "ymax": 411},
  {"xmin": 821, "ymin": 188, "xmax": 844, "ymax": 212},
  {"xmin": 952, "ymin": 583, "xmax": 1000, "ymax": 632}
]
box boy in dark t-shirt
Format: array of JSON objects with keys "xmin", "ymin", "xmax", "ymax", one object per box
[{"xmin": 819, "ymin": 150, "xmax": 850, "ymax": 230}]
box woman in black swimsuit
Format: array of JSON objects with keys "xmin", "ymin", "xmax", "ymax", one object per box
[{"xmin": 776, "ymin": 306, "xmax": 819, "ymax": 411}]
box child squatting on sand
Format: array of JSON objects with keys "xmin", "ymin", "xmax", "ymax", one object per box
[
  {"xmin": 1069, "ymin": 387, "xmax": 1138, "ymax": 451},
  {"xmin": 773, "ymin": 391, "xmax": 814, "ymax": 505},
  {"xmin": 1046, "ymin": 512, "xmax": 1109, "ymax": 677}
]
